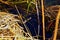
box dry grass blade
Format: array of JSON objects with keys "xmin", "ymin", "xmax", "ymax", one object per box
[
  {"xmin": 35, "ymin": 0, "xmax": 40, "ymax": 38},
  {"xmin": 0, "ymin": 0, "xmax": 9, "ymax": 5},
  {"xmin": 41, "ymin": 0, "xmax": 45, "ymax": 40},
  {"xmin": 53, "ymin": 9, "xmax": 60, "ymax": 40}
]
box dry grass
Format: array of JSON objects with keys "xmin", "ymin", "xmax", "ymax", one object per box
[
  {"xmin": 53, "ymin": 9, "xmax": 60, "ymax": 40},
  {"xmin": 41, "ymin": 0, "xmax": 45, "ymax": 40}
]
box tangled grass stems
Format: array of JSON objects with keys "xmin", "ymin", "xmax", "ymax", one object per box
[{"xmin": 14, "ymin": 5, "xmax": 32, "ymax": 38}]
